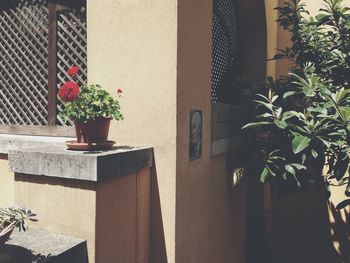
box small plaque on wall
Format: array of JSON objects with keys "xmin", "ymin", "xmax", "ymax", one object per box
[{"xmin": 189, "ymin": 110, "xmax": 202, "ymax": 161}]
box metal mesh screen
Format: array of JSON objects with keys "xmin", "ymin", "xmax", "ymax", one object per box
[
  {"xmin": 57, "ymin": 7, "xmax": 87, "ymax": 126},
  {"xmin": 211, "ymin": 0, "xmax": 239, "ymax": 103},
  {"xmin": 0, "ymin": 0, "xmax": 49, "ymax": 125}
]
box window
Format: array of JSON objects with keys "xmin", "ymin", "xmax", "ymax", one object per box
[
  {"xmin": 211, "ymin": 0, "xmax": 240, "ymax": 156},
  {"xmin": 0, "ymin": 0, "xmax": 86, "ymax": 136},
  {"xmin": 210, "ymin": 0, "xmax": 267, "ymax": 156},
  {"xmin": 211, "ymin": 0, "xmax": 239, "ymax": 104}
]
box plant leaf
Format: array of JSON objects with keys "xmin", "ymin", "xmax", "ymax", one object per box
[
  {"xmin": 260, "ymin": 167, "xmax": 269, "ymax": 183},
  {"xmin": 292, "ymin": 135, "xmax": 311, "ymax": 154},
  {"xmin": 285, "ymin": 164, "xmax": 296, "ymax": 176},
  {"xmin": 242, "ymin": 122, "xmax": 272, "ymax": 129}
]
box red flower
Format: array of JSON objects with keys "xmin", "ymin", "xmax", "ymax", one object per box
[
  {"xmin": 58, "ymin": 81, "xmax": 80, "ymax": 102},
  {"xmin": 117, "ymin": 88, "xmax": 123, "ymax": 94},
  {"xmin": 67, "ymin": 66, "xmax": 79, "ymax": 76}
]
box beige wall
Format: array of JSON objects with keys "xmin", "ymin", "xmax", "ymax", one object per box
[
  {"xmin": 14, "ymin": 174, "xmax": 97, "ymax": 261},
  {"xmin": 176, "ymin": 0, "xmax": 248, "ymax": 262},
  {"xmin": 265, "ymin": 0, "xmax": 278, "ymax": 77},
  {"xmin": 0, "ymin": 159, "xmax": 14, "ymax": 207},
  {"xmin": 88, "ymin": 0, "xmax": 250, "ymax": 262},
  {"xmin": 87, "ymin": 0, "xmax": 178, "ymax": 262},
  {"xmin": 12, "ymin": 168, "xmax": 151, "ymax": 263},
  {"xmin": 305, "ymin": 0, "xmax": 350, "ymax": 15}
]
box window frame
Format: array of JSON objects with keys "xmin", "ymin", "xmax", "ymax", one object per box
[
  {"xmin": 0, "ymin": 1, "xmax": 85, "ymax": 137},
  {"xmin": 210, "ymin": 0, "xmax": 267, "ymax": 156}
]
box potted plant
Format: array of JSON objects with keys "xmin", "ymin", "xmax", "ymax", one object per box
[
  {"xmin": 0, "ymin": 206, "xmax": 37, "ymax": 244},
  {"xmin": 58, "ymin": 66, "xmax": 124, "ymax": 150},
  {"xmin": 240, "ymin": 1, "xmax": 350, "ymax": 261},
  {"xmin": 242, "ymin": 0, "xmax": 350, "ymax": 208}
]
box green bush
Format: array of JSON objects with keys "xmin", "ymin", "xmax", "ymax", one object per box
[{"xmin": 243, "ymin": 0, "xmax": 350, "ymax": 202}]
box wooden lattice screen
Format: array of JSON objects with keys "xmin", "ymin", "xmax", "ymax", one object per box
[
  {"xmin": 57, "ymin": 6, "xmax": 87, "ymax": 126},
  {"xmin": 0, "ymin": 0, "xmax": 86, "ymax": 135},
  {"xmin": 0, "ymin": 0, "xmax": 49, "ymax": 126}
]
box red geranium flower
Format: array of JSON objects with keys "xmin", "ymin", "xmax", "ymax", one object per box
[
  {"xmin": 58, "ymin": 81, "xmax": 80, "ymax": 102},
  {"xmin": 117, "ymin": 88, "xmax": 123, "ymax": 94},
  {"xmin": 67, "ymin": 66, "xmax": 79, "ymax": 76}
]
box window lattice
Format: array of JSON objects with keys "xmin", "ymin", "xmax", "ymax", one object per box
[
  {"xmin": 0, "ymin": 0, "xmax": 49, "ymax": 125},
  {"xmin": 211, "ymin": 0, "xmax": 239, "ymax": 103},
  {"xmin": 57, "ymin": 7, "xmax": 87, "ymax": 126},
  {"xmin": 0, "ymin": 0, "xmax": 87, "ymax": 127}
]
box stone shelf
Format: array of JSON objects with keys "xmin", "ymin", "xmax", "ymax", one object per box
[
  {"xmin": 0, "ymin": 135, "xmax": 153, "ymax": 262},
  {"xmin": 8, "ymin": 145, "xmax": 153, "ymax": 182},
  {"xmin": 0, "ymin": 134, "xmax": 71, "ymax": 155}
]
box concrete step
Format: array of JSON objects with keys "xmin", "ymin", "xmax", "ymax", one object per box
[{"xmin": 0, "ymin": 229, "xmax": 88, "ymax": 263}]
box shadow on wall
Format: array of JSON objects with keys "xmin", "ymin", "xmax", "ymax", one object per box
[
  {"xmin": 329, "ymin": 203, "xmax": 350, "ymax": 263},
  {"xmin": 272, "ymin": 189, "xmax": 350, "ymax": 263},
  {"xmin": 150, "ymin": 154, "xmax": 168, "ymax": 263},
  {"xmin": 233, "ymin": 0, "xmax": 267, "ymax": 261}
]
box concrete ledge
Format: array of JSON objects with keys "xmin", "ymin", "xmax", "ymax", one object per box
[
  {"xmin": 0, "ymin": 134, "xmax": 71, "ymax": 154},
  {"xmin": 8, "ymin": 145, "xmax": 153, "ymax": 182},
  {"xmin": 0, "ymin": 229, "xmax": 87, "ymax": 263}
]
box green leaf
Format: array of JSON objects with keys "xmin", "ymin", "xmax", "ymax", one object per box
[
  {"xmin": 257, "ymin": 113, "xmax": 273, "ymax": 118},
  {"xmin": 282, "ymin": 172, "xmax": 287, "ymax": 180},
  {"xmin": 266, "ymin": 165, "xmax": 276, "ymax": 176},
  {"xmin": 302, "ymin": 154, "xmax": 306, "ymax": 164},
  {"xmin": 283, "ymin": 91, "xmax": 297, "ymax": 98},
  {"xmin": 274, "ymin": 120, "xmax": 287, "ymax": 129},
  {"xmin": 317, "ymin": 136, "xmax": 331, "ymax": 148},
  {"xmin": 290, "ymin": 163, "xmax": 307, "ymax": 170},
  {"xmin": 275, "ymin": 107, "xmax": 282, "ymax": 118},
  {"xmin": 270, "ymin": 156, "xmax": 286, "ymax": 161},
  {"xmin": 271, "ymin": 95, "xmax": 278, "ymax": 103},
  {"xmin": 339, "ymin": 106, "xmax": 350, "ymax": 122},
  {"xmin": 285, "ymin": 164, "xmax": 296, "ymax": 176},
  {"xmin": 255, "ymin": 94, "xmax": 270, "ymax": 102},
  {"xmin": 335, "ymin": 199, "xmax": 350, "ymax": 210},
  {"xmin": 260, "ymin": 168, "xmax": 269, "ymax": 183},
  {"xmin": 292, "ymin": 135, "xmax": 311, "ymax": 154},
  {"xmin": 283, "ymin": 111, "xmax": 305, "ymax": 121},
  {"xmin": 311, "ymin": 149, "xmax": 318, "ymax": 158},
  {"xmin": 254, "ymin": 100, "xmax": 274, "ymax": 112},
  {"xmin": 242, "ymin": 122, "xmax": 272, "ymax": 129},
  {"xmin": 273, "ymin": 53, "xmax": 286, "ymax": 60},
  {"xmin": 335, "ymin": 88, "xmax": 350, "ymax": 103},
  {"xmin": 294, "ymin": 175, "xmax": 302, "ymax": 188}
]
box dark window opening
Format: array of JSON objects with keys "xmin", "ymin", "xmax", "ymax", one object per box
[{"xmin": 211, "ymin": 0, "xmax": 239, "ymax": 104}]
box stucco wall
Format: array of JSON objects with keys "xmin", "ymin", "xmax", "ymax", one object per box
[
  {"xmin": 87, "ymin": 0, "xmax": 178, "ymax": 262},
  {"xmin": 0, "ymin": 159, "xmax": 14, "ymax": 207},
  {"xmin": 265, "ymin": 0, "xmax": 278, "ymax": 77},
  {"xmin": 175, "ymin": 0, "xmax": 248, "ymax": 262},
  {"xmin": 15, "ymin": 174, "xmax": 97, "ymax": 262}
]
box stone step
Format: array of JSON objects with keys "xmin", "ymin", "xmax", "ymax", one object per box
[{"xmin": 0, "ymin": 229, "xmax": 87, "ymax": 263}]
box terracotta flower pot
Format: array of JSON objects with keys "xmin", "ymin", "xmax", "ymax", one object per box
[{"xmin": 74, "ymin": 118, "xmax": 111, "ymax": 143}]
